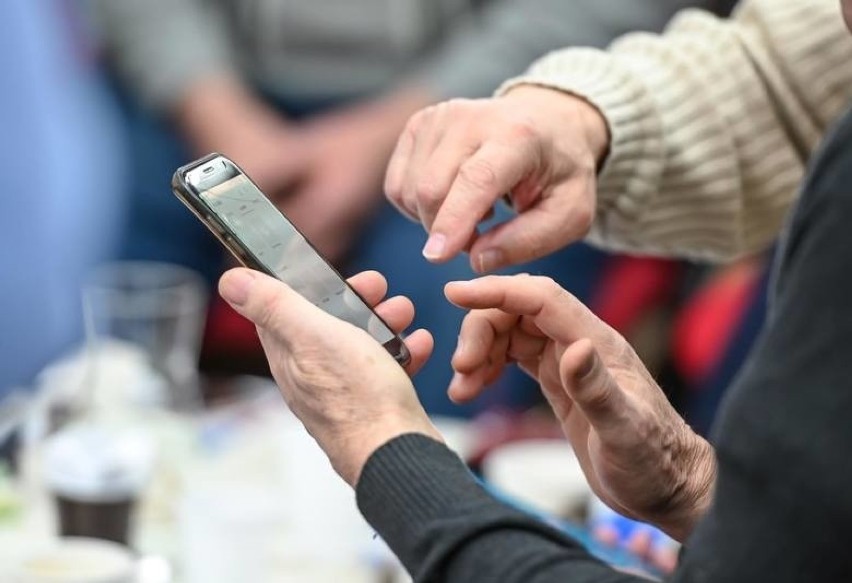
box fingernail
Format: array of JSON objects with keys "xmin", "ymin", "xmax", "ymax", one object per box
[
  {"xmin": 422, "ymin": 233, "xmax": 447, "ymax": 260},
  {"xmin": 477, "ymin": 249, "xmax": 504, "ymax": 273},
  {"xmin": 449, "ymin": 371, "xmax": 464, "ymax": 392},
  {"xmin": 219, "ymin": 270, "xmax": 257, "ymax": 306}
]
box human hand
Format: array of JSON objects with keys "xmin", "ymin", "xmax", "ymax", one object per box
[
  {"xmin": 218, "ymin": 268, "xmax": 440, "ymax": 486},
  {"xmin": 385, "ymin": 87, "xmax": 609, "ymax": 273},
  {"xmin": 444, "ymin": 275, "xmax": 715, "ymax": 542},
  {"xmin": 283, "ymin": 88, "xmax": 434, "ymax": 261},
  {"xmin": 176, "ymin": 74, "xmax": 307, "ymax": 200}
]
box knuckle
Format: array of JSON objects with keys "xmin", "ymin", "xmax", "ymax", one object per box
[
  {"xmin": 445, "ymin": 98, "xmax": 474, "ymax": 115},
  {"xmin": 397, "ymin": 196, "xmax": 420, "ymax": 223},
  {"xmin": 533, "ymin": 276, "xmax": 573, "ymax": 315},
  {"xmin": 404, "ymin": 111, "xmax": 426, "ymax": 136},
  {"xmin": 459, "ymin": 158, "xmax": 499, "ymax": 191},
  {"xmin": 532, "ymin": 275, "xmax": 562, "ymax": 298},
  {"xmin": 384, "ymin": 174, "xmax": 401, "ymax": 201},
  {"xmin": 507, "ymin": 118, "xmax": 538, "ymax": 143},
  {"xmin": 415, "ymin": 179, "xmax": 445, "ymax": 206}
]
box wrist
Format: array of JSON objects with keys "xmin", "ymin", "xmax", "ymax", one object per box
[
  {"xmin": 574, "ymin": 97, "xmax": 610, "ymax": 170},
  {"xmin": 340, "ymin": 416, "xmax": 443, "ymax": 487}
]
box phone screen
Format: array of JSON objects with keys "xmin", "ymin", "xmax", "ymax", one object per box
[{"xmin": 189, "ymin": 161, "xmax": 396, "ymax": 347}]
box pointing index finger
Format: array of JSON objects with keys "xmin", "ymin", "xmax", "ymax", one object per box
[
  {"xmin": 445, "ymin": 275, "xmax": 606, "ymax": 347},
  {"xmin": 424, "ymin": 143, "xmax": 527, "ymax": 263}
]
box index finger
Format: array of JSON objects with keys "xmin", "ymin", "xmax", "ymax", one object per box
[
  {"xmin": 445, "ymin": 275, "xmax": 608, "ymax": 347},
  {"xmin": 424, "ymin": 143, "xmax": 527, "ymax": 263}
]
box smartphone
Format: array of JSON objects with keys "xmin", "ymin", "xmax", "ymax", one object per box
[{"xmin": 172, "ymin": 153, "xmax": 410, "ymax": 366}]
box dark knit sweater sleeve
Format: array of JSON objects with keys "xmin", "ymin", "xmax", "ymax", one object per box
[{"xmin": 356, "ymin": 433, "xmax": 645, "ymax": 583}]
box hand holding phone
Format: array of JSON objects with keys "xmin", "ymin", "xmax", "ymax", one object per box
[{"xmin": 172, "ymin": 153, "xmax": 410, "ymax": 366}]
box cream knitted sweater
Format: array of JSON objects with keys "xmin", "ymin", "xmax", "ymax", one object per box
[{"xmin": 500, "ymin": 0, "xmax": 852, "ymax": 262}]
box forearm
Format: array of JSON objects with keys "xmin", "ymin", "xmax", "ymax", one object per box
[
  {"xmin": 498, "ymin": 0, "xmax": 852, "ymax": 262},
  {"xmin": 356, "ymin": 434, "xmax": 645, "ymax": 583}
]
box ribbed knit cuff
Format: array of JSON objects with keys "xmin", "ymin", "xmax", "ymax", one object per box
[
  {"xmin": 356, "ymin": 434, "xmax": 492, "ymax": 567},
  {"xmin": 357, "ymin": 432, "xmax": 484, "ymax": 525},
  {"xmin": 496, "ymin": 48, "xmax": 665, "ymax": 227},
  {"xmin": 356, "ymin": 433, "xmax": 602, "ymax": 580}
]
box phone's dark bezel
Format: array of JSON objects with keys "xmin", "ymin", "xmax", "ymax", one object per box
[{"xmin": 171, "ymin": 153, "xmax": 410, "ymax": 367}]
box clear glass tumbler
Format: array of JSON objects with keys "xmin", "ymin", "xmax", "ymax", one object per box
[{"xmin": 83, "ymin": 262, "xmax": 208, "ymax": 411}]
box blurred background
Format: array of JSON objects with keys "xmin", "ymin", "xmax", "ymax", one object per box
[{"xmin": 0, "ymin": 0, "xmax": 760, "ymax": 581}]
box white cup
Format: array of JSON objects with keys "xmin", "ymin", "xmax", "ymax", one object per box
[
  {"xmin": 44, "ymin": 422, "xmax": 155, "ymax": 545},
  {"xmin": 10, "ymin": 537, "xmax": 136, "ymax": 583}
]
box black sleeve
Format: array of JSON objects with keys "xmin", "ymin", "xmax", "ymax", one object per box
[
  {"xmin": 360, "ymin": 110, "xmax": 852, "ymax": 582},
  {"xmin": 671, "ymin": 109, "xmax": 852, "ymax": 581},
  {"xmin": 356, "ymin": 433, "xmax": 645, "ymax": 583}
]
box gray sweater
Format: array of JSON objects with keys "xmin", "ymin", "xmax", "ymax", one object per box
[{"xmin": 90, "ymin": 0, "xmax": 708, "ymax": 110}]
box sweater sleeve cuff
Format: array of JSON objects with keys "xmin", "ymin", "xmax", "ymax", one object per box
[
  {"xmin": 357, "ymin": 433, "xmax": 607, "ymax": 580},
  {"xmin": 356, "ymin": 433, "xmax": 487, "ymax": 540},
  {"xmin": 496, "ymin": 47, "xmax": 665, "ymax": 236}
]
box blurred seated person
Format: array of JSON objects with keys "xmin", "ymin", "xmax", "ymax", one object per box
[{"xmin": 91, "ymin": 0, "xmax": 715, "ymax": 414}]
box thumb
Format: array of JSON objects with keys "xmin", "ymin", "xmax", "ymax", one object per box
[
  {"xmin": 218, "ymin": 268, "xmax": 322, "ymax": 337},
  {"xmin": 471, "ymin": 184, "xmax": 592, "ymax": 271},
  {"xmin": 558, "ymin": 339, "xmax": 629, "ymax": 437}
]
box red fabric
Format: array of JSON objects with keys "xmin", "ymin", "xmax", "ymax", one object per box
[
  {"xmin": 202, "ymin": 295, "xmax": 262, "ymax": 355},
  {"xmin": 672, "ymin": 262, "xmax": 760, "ymax": 385},
  {"xmin": 591, "ymin": 257, "xmax": 680, "ymax": 333}
]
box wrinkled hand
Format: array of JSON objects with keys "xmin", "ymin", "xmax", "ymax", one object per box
[
  {"xmin": 283, "ymin": 89, "xmax": 434, "ymax": 262},
  {"xmin": 385, "ymin": 87, "xmax": 609, "ymax": 273},
  {"xmin": 445, "ymin": 275, "xmax": 716, "ymax": 542},
  {"xmin": 218, "ymin": 268, "xmax": 441, "ymax": 486}
]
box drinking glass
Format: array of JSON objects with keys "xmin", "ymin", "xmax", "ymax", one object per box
[{"xmin": 83, "ymin": 262, "xmax": 208, "ymax": 411}]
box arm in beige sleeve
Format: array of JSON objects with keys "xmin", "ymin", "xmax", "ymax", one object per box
[{"xmin": 499, "ymin": 0, "xmax": 852, "ymax": 262}]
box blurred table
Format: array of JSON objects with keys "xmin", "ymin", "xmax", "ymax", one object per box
[
  {"xmin": 0, "ymin": 377, "xmax": 427, "ymax": 582},
  {"xmin": 2, "ymin": 373, "xmax": 611, "ymax": 582}
]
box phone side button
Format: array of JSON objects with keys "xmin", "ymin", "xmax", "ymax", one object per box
[
  {"xmin": 207, "ymin": 216, "xmax": 226, "ymax": 235},
  {"xmin": 223, "ymin": 235, "xmax": 243, "ymax": 257}
]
